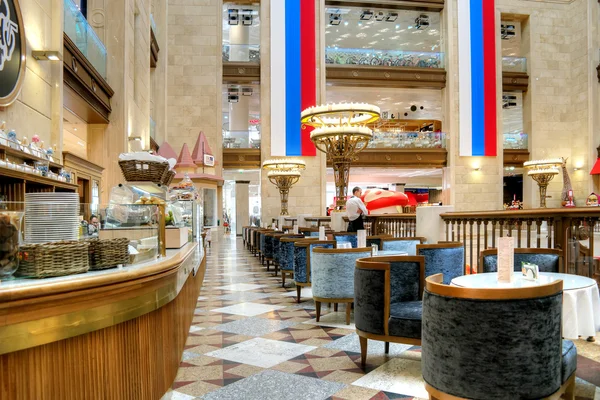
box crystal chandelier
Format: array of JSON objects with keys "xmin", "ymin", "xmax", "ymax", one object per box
[{"xmin": 301, "ymin": 103, "xmax": 380, "ymax": 208}]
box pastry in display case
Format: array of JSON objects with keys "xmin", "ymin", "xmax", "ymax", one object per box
[{"xmin": 169, "ymin": 174, "xmax": 203, "ymax": 241}]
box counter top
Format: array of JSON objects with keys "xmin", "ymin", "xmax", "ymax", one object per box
[{"xmin": 0, "ymin": 241, "xmax": 204, "ymax": 355}]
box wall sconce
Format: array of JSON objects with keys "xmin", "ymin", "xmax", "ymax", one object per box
[
  {"xmin": 473, "ymin": 167, "xmax": 481, "ymax": 171},
  {"xmin": 32, "ymin": 50, "xmax": 62, "ymax": 61}
]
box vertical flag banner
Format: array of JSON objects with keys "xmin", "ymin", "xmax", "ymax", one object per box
[
  {"xmin": 270, "ymin": 0, "xmax": 317, "ymax": 157},
  {"xmin": 458, "ymin": 0, "xmax": 497, "ymax": 157}
]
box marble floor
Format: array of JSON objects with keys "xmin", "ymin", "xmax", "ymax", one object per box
[{"xmin": 163, "ymin": 235, "xmax": 600, "ymax": 400}]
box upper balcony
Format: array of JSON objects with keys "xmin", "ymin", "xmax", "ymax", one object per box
[
  {"xmin": 326, "ymin": 48, "xmax": 444, "ymax": 69},
  {"xmin": 64, "ymin": 0, "xmax": 107, "ymax": 79}
]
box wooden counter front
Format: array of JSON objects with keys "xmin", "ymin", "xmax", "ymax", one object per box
[{"xmin": 0, "ymin": 242, "xmax": 206, "ymax": 400}]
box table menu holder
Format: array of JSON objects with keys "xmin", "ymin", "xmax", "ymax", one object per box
[
  {"xmin": 271, "ymin": 223, "xmax": 276, "ymax": 230},
  {"xmin": 497, "ymin": 237, "xmax": 514, "ymax": 283},
  {"xmin": 319, "ymin": 226, "xmax": 326, "ymax": 241},
  {"xmin": 371, "ymin": 244, "xmax": 378, "ymax": 256},
  {"xmin": 357, "ymin": 230, "xmax": 366, "ymax": 248}
]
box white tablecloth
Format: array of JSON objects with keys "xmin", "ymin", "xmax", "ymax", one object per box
[{"xmin": 451, "ymin": 272, "xmax": 600, "ymax": 339}]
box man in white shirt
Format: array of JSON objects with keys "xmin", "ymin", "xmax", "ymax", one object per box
[{"xmin": 346, "ymin": 187, "xmax": 368, "ymax": 232}]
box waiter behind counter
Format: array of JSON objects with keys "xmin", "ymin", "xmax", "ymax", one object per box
[{"xmin": 346, "ymin": 187, "xmax": 368, "ymax": 232}]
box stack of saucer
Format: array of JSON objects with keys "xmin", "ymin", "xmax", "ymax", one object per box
[{"xmin": 25, "ymin": 193, "xmax": 80, "ymax": 244}]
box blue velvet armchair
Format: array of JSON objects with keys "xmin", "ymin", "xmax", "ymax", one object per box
[
  {"xmin": 422, "ymin": 273, "xmax": 576, "ymax": 400},
  {"xmin": 293, "ymin": 240, "xmax": 336, "ymax": 303},
  {"xmin": 480, "ymin": 248, "xmax": 563, "ymax": 273},
  {"xmin": 380, "ymin": 237, "xmax": 426, "ymax": 255},
  {"xmin": 333, "ymin": 232, "xmax": 358, "ymax": 248},
  {"xmin": 416, "ymin": 242, "xmax": 465, "ymax": 284},
  {"xmin": 263, "ymin": 233, "xmax": 278, "ymax": 271},
  {"xmin": 354, "ymin": 255, "xmax": 425, "ymax": 367},
  {"xmin": 278, "ymin": 236, "xmax": 308, "ymax": 288},
  {"xmin": 311, "ymin": 247, "xmax": 372, "ymax": 324}
]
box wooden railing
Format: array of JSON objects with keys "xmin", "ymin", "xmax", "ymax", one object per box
[
  {"xmin": 440, "ymin": 208, "xmax": 600, "ymax": 280},
  {"xmin": 341, "ymin": 214, "xmax": 417, "ymax": 237}
]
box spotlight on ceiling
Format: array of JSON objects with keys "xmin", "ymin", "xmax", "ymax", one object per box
[
  {"xmin": 228, "ymin": 9, "xmax": 239, "ymax": 25},
  {"xmin": 241, "ymin": 87, "xmax": 253, "ymax": 96},
  {"xmin": 375, "ymin": 11, "xmax": 385, "ymax": 21},
  {"xmin": 241, "ymin": 9, "xmax": 253, "ymax": 26},
  {"xmin": 501, "ymin": 24, "xmax": 516, "ymax": 40},
  {"xmin": 502, "ymin": 95, "xmax": 517, "ymax": 109},
  {"xmin": 386, "ymin": 12, "xmax": 398, "ymax": 22},
  {"xmin": 228, "ymin": 94, "xmax": 239, "ymax": 103},
  {"xmin": 329, "ymin": 13, "xmax": 341, "ymax": 25},
  {"xmin": 415, "ymin": 14, "xmax": 429, "ymax": 30},
  {"xmin": 360, "ymin": 10, "xmax": 373, "ymax": 21}
]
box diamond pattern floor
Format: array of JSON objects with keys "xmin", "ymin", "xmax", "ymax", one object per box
[{"xmin": 163, "ymin": 236, "xmax": 600, "ymax": 400}]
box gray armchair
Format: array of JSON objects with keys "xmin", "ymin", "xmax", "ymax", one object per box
[
  {"xmin": 417, "ymin": 242, "xmax": 465, "ymax": 284},
  {"xmin": 354, "ymin": 255, "xmax": 425, "ymax": 367},
  {"xmin": 480, "ymin": 248, "xmax": 563, "ymax": 273},
  {"xmin": 293, "ymin": 240, "xmax": 335, "ymax": 302},
  {"xmin": 422, "ymin": 274, "xmax": 576, "ymax": 400},
  {"xmin": 278, "ymin": 236, "xmax": 308, "ymax": 288}
]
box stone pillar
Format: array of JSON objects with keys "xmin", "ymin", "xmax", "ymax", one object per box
[
  {"xmin": 229, "ymin": 94, "xmax": 250, "ymax": 147},
  {"xmin": 229, "ymin": 24, "xmax": 250, "ymax": 62},
  {"xmin": 235, "ymin": 181, "xmax": 250, "ymax": 235}
]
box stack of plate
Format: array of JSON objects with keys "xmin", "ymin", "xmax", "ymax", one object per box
[{"xmin": 25, "ymin": 193, "xmax": 80, "ymax": 244}]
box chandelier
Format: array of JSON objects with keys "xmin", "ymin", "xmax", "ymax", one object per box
[
  {"xmin": 262, "ymin": 158, "xmax": 306, "ymax": 215},
  {"xmin": 301, "ymin": 103, "xmax": 380, "ymax": 208},
  {"xmin": 524, "ymin": 158, "xmax": 563, "ymax": 208}
]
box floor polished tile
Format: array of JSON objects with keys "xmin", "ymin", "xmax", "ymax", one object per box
[
  {"xmin": 303, "ymin": 311, "xmax": 356, "ymax": 330},
  {"xmin": 213, "ymin": 316, "xmax": 299, "ymax": 337},
  {"xmin": 215, "ymin": 283, "xmax": 268, "ymax": 291},
  {"xmin": 352, "ymin": 358, "xmax": 428, "ymax": 398},
  {"xmin": 216, "ymin": 291, "xmax": 273, "ymax": 302},
  {"xmin": 205, "ymin": 337, "xmax": 317, "ymax": 368},
  {"xmin": 210, "ymin": 302, "xmax": 287, "ymax": 317},
  {"xmin": 323, "ymin": 333, "xmax": 412, "ymax": 356},
  {"xmin": 200, "ymin": 369, "xmax": 346, "ymax": 400}
]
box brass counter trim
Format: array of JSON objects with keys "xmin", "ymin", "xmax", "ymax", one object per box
[{"xmin": 0, "ymin": 244, "xmax": 202, "ymax": 355}]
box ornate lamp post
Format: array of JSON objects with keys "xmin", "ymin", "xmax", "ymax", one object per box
[
  {"xmin": 262, "ymin": 158, "xmax": 306, "ymax": 215},
  {"xmin": 524, "ymin": 159, "xmax": 563, "ymax": 208},
  {"xmin": 301, "ymin": 103, "xmax": 380, "ymax": 209}
]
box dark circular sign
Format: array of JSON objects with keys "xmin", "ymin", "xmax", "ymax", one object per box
[{"xmin": 0, "ymin": 0, "xmax": 26, "ymax": 106}]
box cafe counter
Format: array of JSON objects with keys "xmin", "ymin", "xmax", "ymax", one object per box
[{"xmin": 0, "ymin": 241, "xmax": 205, "ymax": 400}]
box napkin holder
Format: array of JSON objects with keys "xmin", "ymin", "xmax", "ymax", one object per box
[
  {"xmin": 318, "ymin": 226, "xmax": 326, "ymax": 241},
  {"xmin": 521, "ymin": 262, "xmax": 539, "ymax": 281}
]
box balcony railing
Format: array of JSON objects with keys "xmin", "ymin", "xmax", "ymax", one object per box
[
  {"xmin": 503, "ymin": 132, "xmax": 528, "ymax": 150},
  {"xmin": 64, "ymin": 0, "xmax": 107, "ymax": 78},
  {"xmin": 367, "ymin": 132, "xmax": 446, "ymax": 149},
  {"xmin": 223, "ymin": 131, "xmax": 260, "ymax": 149},
  {"xmin": 222, "ymin": 44, "xmax": 260, "ymax": 63},
  {"xmin": 325, "ymin": 48, "xmax": 445, "ymax": 69},
  {"xmin": 502, "ymin": 56, "xmax": 527, "ymax": 73}
]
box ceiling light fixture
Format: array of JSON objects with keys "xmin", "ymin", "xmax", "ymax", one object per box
[
  {"xmin": 241, "ymin": 87, "xmax": 253, "ymax": 96},
  {"xmin": 415, "ymin": 14, "xmax": 429, "ymax": 30},
  {"xmin": 375, "ymin": 11, "xmax": 385, "ymax": 21},
  {"xmin": 386, "ymin": 12, "xmax": 398, "ymax": 22},
  {"xmin": 32, "ymin": 50, "xmax": 62, "ymax": 61},
  {"xmin": 228, "ymin": 9, "xmax": 239, "ymax": 25},
  {"xmin": 241, "ymin": 9, "xmax": 253, "ymax": 25},
  {"xmin": 501, "ymin": 24, "xmax": 516, "ymax": 40},
  {"xmin": 360, "ymin": 10, "xmax": 373, "ymax": 21},
  {"xmin": 329, "ymin": 13, "xmax": 341, "ymax": 25}
]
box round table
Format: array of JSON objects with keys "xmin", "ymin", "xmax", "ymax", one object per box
[
  {"xmin": 372, "ymin": 250, "xmax": 408, "ymax": 257},
  {"xmin": 452, "ymin": 272, "xmax": 600, "ymax": 340}
]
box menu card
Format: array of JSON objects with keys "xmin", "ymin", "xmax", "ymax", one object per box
[
  {"xmin": 497, "ymin": 237, "xmax": 514, "ymax": 283},
  {"xmin": 357, "ymin": 230, "xmax": 367, "ymax": 248},
  {"xmin": 292, "ymin": 224, "xmax": 298, "ymax": 234},
  {"xmin": 271, "ymin": 223, "xmax": 276, "ymax": 230},
  {"xmin": 319, "ymin": 226, "xmax": 326, "ymax": 240}
]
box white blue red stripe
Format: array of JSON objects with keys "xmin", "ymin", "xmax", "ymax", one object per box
[
  {"xmin": 270, "ymin": 0, "xmax": 317, "ymax": 157},
  {"xmin": 458, "ymin": 0, "xmax": 497, "ymax": 157}
]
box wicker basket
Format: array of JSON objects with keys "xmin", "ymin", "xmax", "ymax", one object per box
[
  {"xmin": 163, "ymin": 170, "xmax": 176, "ymax": 186},
  {"xmin": 87, "ymin": 237, "xmax": 130, "ymax": 270},
  {"xmin": 17, "ymin": 241, "xmax": 90, "ymax": 278},
  {"xmin": 119, "ymin": 160, "xmax": 170, "ymax": 183}
]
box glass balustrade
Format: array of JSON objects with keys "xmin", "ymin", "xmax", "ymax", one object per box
[
  {"xmin": 222, "ymin": 44, "xmax": 260, "ymax": 63},
  {"xmin": 366, "ymin": 131, "xmax": 446, "ymax": 149},
  {"xmin": 223, "ymin": 131, "xmax": 261, "ymax": 149},
  {"xmin": 503, "ymin": 132, "xmax": 528, "ymax": 149},
  {"xmin": 502, "ymin": 56, "xmax": 527, "ymax": 73},
  {"xmin": 150, "ymin": 13, "xmax": 158, "ymax": 35},
  {"xmin": 64, "ymin": 0, "xmax": 107, "ymax": 79},
  {"xmin": 325, "ymin": 48, "xmax": 444, "ymax": 69}
]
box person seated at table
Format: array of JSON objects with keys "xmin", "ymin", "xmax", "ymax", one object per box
[
  {"xmin": 87, "ymin": 215, "xmax": 100, "ymax": 236},
  {"xmin": 346, "ymin": 187, "xmax": 368, "ymax": 232}
]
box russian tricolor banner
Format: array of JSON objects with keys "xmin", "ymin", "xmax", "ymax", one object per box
[
  {"xmin": 270, "ymin": 0, "xmax": 317, "ymax": 157},
  {"xmin": 458, "ymin": 0, "xmax": 497, "ymax": 157}
]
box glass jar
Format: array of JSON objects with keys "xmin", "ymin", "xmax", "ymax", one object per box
[{"xmin": 0, "ymin": 211, "xmax": 23, "ymax": 278}]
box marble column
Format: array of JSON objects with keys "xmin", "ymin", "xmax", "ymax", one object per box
[
  {"xmin": 235, "ymin": 180, "xmax": 250, "ymax": 235},
  {"xmin": 229, "ymin": 94, "xmax": 250, "ymax": 147}
]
